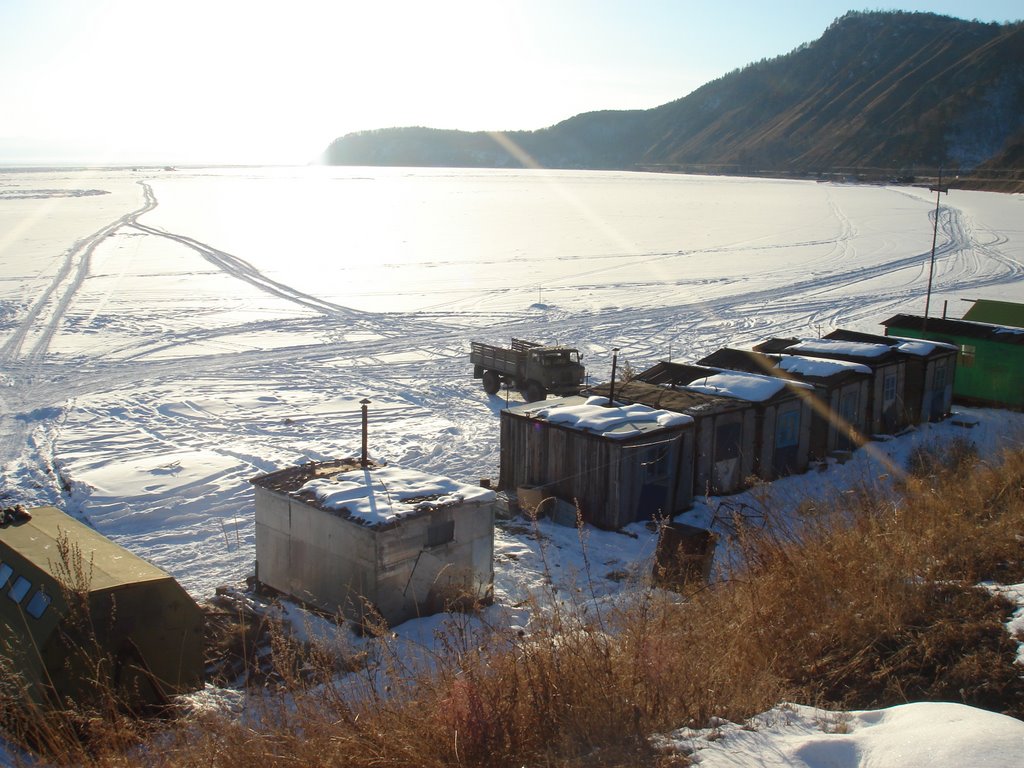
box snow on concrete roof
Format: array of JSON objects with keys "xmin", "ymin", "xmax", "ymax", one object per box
[
  {"xmin": 299, "ymin": 465, "xmax": 494, "ymax": 527},
  {"xmin": 789, "ymin": 338, "xmax": 892, "ymax": 358},
  {"xmin": 776, "ymin": 354, "xmax": 871, "ymax": 377},
  {"xmin": 528, "ymin": 395, "xmax": 693, "ymax": 439},
  {"xmin": 684, "ymin": 371, "xmax": 812, "ymax": 402}
]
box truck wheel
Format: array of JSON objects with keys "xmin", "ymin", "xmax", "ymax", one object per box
[
  {"xmin": 482, "ymin": 370, "xmax": 500, "ymax": 395},
  {"xmin": 524, "ymin": 381, "xmax": 546, "ymax": 403}
]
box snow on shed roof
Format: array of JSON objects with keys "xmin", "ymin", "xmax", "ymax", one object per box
[
  {"xmin": 776, "ymin": 354, "xmax": 871, "ymax": 377},
  {"xmin": 299, "ymin": 465, "xmax": 494, "ymax": 527},
  {"xmin": 893, "ymin": 338, "xmax": 953, "ymax": 356},
  {"xmin": 684, "ymin": 371, "xmax": 812, "ymax": 402},
  {"xmin": 788, "ymin": 338, "xmax": 892, "ymax": 358},
  {"xmin": 825, "ymin": 328, "xmax": 958, "ymax": 357},
  {"xmin": 521, "ymin": 395, "xmax": 692, "ymax": 439},
  {"xmin": 254, "ymin": 462, "xmax": 494, "ymax": 528}
]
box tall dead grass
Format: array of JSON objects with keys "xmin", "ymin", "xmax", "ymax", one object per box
[{"xmin": 8, "ymin": 444, "xmax": 1024, "ymax": 767}]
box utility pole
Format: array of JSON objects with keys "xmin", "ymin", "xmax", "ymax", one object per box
[{"xmin": 924, "ymin": 168, "xmax": 949, "ymax": 320}]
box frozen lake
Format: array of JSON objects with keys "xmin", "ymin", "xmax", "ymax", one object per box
[{"xmin": 1, "ymin": 165, "xmax": 1022, "ymax": 600}]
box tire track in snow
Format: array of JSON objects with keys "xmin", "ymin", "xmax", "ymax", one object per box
[
  {"xmin": 126, "ymin": 219, "xmax": 368, "ymax": 321},
  {"xmin": 0, "ymin": 182, "xmax": 157, "ymax": 364}
]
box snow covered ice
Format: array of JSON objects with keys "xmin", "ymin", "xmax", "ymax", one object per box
[
  {"xmin": 2, "ymin": 163, "xmax": 1022, "ymax": 599},
  {"xmin": 2, "ymin": 166, "xmax": 1023, "ymax": 765}
]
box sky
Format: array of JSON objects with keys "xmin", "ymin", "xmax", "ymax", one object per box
[{"xmin": 1, "ymin": 0, "xmax": 1021, "ymax": 167}]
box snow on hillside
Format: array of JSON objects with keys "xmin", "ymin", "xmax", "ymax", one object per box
[{"xmin": 1, "ymin": 166, "xmax": 1023, "ymax": 765}]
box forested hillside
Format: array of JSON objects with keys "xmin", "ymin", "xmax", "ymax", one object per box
[{"xmin": 322, "ymin": 11, "xmax": 1024, "ymax": 186}]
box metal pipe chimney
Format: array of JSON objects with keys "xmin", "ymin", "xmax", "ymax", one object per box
[
  {"xmin": 606, "ymin": 348, "xmax": 620, "ymax": 407},
  {"xmin": 360, "ymin": 398, "xmax": 371, "ymax": 467}
]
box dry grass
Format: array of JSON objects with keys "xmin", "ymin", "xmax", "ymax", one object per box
[{"xmin": 5, "ymin": 446, "xmax": 1024, "ymax": 767}]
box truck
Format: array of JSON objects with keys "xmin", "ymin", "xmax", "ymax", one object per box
[{"xmin": 471, "ymin": 338, "xmax": 585, "ymax": 402}]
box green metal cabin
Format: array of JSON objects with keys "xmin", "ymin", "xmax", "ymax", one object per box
[
  {"xmin": 961, "ymin": 299, "xmax": 1024, "ymax": 328},
  {"xmin": 883, "ymin": 314, "xmax": 1024, "ymax": 410},
  {"xmin": 0, "ymin": 507, "xmax": 204, "ymax": 710}
]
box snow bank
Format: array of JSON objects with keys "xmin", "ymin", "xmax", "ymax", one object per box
[{"xmin": 655, "ymin": 702, "xmax": 1024, "ymax": 767}]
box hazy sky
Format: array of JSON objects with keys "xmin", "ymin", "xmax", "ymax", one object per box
[{"xmin": 2, "ymin": 0, "xmax": 1020, "ymax": 166}]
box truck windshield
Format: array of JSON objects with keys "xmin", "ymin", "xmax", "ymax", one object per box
[{"xmin": 539, "ymin": 351, "xmax": 578, "ymax": 365}]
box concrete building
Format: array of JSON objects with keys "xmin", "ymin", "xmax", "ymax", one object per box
[{"xmin": 252, "ymin": 459, "xmax": 495, "ymax": 627}]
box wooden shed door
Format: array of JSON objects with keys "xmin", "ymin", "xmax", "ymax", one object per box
[
  {"xmin": 772, "ymin": 408, "xmax": 800, "ymax": 477},
  {"xmin": 712, "ymin": 421, "xmax": 742, "ymax": 493},
  {"xmin": 837, "ymin": 389, "xmax": 859, "ymax": 451},
  {"xmin": 635, "ymin": 443, "xmax": 671, "ymax": 523}
]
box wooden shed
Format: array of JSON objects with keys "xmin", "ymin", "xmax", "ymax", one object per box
[
  {"xmin": 499, "ymin": 395, "xmax": 695, "ymax": 530},
  {"xmin": 252, "ymin": 460, "xmax": 495, "ymax": 627},
  {"xmin": 753, "ymin": 337, "xmax": 911, "ymax": 435},
  {"xmin": 824, "ymin": 328, "xmax": 957, "ymax": 423},
  {"xmin": 0, "ymin": 506, "xmax": 204, "ymax": 710},
  {"xmin": 635, "ymin": 362, "xmax": 814, "ymax": 483},
  {"xmin": 698, "ymin": 347, "xmax": 872, "ymax": 460},
  {"xmin": 588, "ymin": 378, "xmax": 754, "ymax": 496},
  {"xmin": 882, "ymin": 313, "xmax": 1024, "ymax": 410}
]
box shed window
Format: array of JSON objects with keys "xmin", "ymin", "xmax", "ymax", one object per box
[
  {"xmin": 958, "ymin": 344, "xmax": 976, "ymax": 368},
  {"xmin": 25, "ymin": 590, "xmax": 51, "ymax": 619},
  {"xmin": 0, "ymin": 563, "xmax": 11, "ymax": 589},
  {"xmin": 775, "ymin": 410, "xmax": 800, "ymax": 449},
  {"xmin": 8, "ymin": 576, "xmax": 31, "ymax": 604},
  {"xmin": 426, "ymin": 520, "xmax": 455, "ymax": 548}
]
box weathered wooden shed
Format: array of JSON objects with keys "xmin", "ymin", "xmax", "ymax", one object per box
[
  {"xmin": 252, "ymin": 460, "xmax": 495, "ymax": 627},
  {"xmin": 587, "ymin": 378, "xmax": 752, "ymax": 496},
  {"xmin": 698, "ymin": 347, "xmax": 872, "ymax": 460},
  {"xmin": 635, "ymin": 362, "xmax": 815, "ymax": 483},
  {"xmin": 0, "ymin": 506, "xmax": 204, "ymax": 710},
  {"xmin": 499, "ymin": 395, "xmax": 695, "ymax": 530},
  {"xmin": 753, "ymin": 337, "xmax": 911, "ymax": 435},
  {"xmin": 882, "ymin": 313, "xmax": 1024, "ymax": 410},
  {"xmin": 824, "ymin": 328, "xmax": 957, "ymax": 423}
]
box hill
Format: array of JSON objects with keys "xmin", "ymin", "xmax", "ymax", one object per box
[{"xmin": 321, "ymin": 11, "xmax": 1024, "ymax": 186}]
